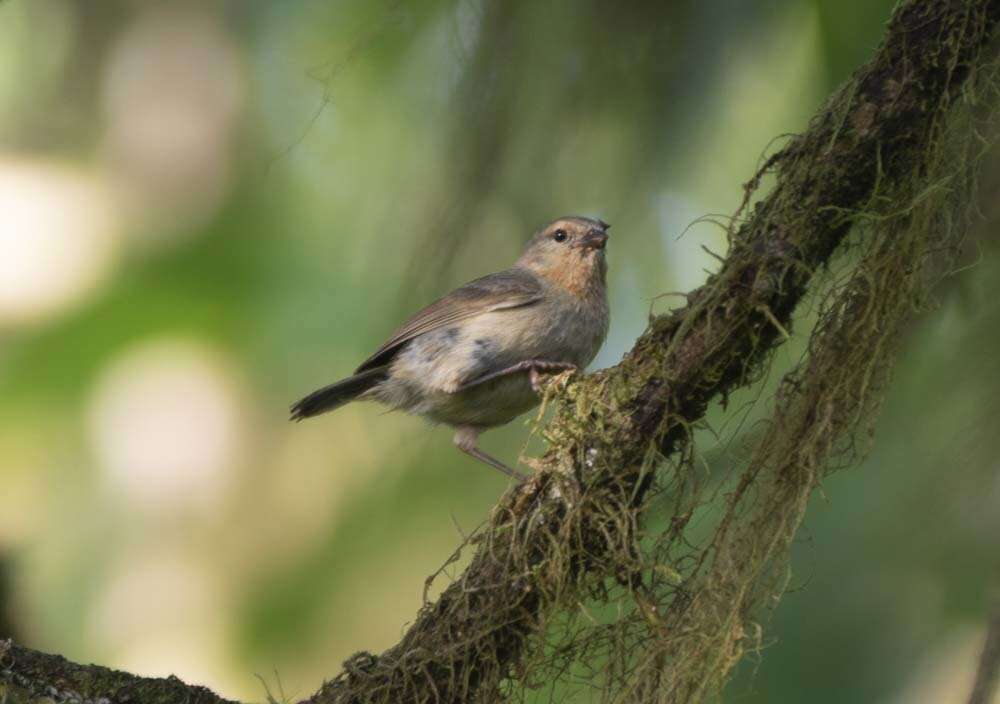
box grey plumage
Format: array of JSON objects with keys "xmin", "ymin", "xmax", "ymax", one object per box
[
  {"xmin": 289, "ymin": 366, "xmax": 387, "ymax": 420},
  {"xmin": 291, "ymin": 216, "xmax": 611, "ymax": 479}
]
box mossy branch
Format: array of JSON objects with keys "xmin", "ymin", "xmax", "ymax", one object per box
[
  {"xmin": 0, "ymin": 639, "xmax": 236, "ymax": 704},
  {"xmin": 2, "ymin": 1, "xmax": 998, "ymax": 703}
]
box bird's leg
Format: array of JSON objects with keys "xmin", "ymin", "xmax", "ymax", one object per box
[
  {"xmin": 453, "ymin": 426, "xmax": 526, "ymax": 481},
  {"xmin": 457, "ymin": 360, "xmax": 578, "ymax": 393}
]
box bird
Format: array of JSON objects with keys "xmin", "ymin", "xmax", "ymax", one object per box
[{"xmin": 290, "ymin": 216, "xmax": 610, "ymax": 480}]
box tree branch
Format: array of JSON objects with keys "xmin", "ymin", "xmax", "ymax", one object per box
[
  {"xmin": 0, "ymin": 639, "xmax": 236, "ymax": 704},
  {"xmin": 3, "ymin": 1, "xmax": 998, "ymax": 703}
]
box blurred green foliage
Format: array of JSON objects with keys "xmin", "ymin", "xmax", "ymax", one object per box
[{"xmin": 1, "ymin": 0, "xmax": 997, "ymax": 701}]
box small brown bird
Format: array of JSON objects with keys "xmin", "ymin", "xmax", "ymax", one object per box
[{"xmin": 291, "ymin": 216, "xmax": 610, "ymax": 479}]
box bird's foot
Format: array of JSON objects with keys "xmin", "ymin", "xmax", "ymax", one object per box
[{"xmin": 528, "ymin": 361, "xmax": 578, "ymax": 393}]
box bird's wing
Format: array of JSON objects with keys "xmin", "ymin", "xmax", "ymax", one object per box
[{"xmin": 355, "ymin": 268, "xmax": 544, "ymax": 373}]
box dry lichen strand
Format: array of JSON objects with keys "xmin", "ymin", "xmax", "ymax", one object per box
[
  {"xmin": 300, "ymin": 4, "xmax": 1000, "ymax": 704},
  {"xmin": 552, "ymin": 16, "xmax": 996, "ymax": 704},
  {"xmin": 620, "ymin": 0, "xmax": 996, "ymax": 445},
  {"xmin": 631, "ymin": 193, "xmax": 976, "ymax": 701}
]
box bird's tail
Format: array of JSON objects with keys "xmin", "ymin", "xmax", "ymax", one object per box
[{"xmin": 290, "ymin": 367, "xmax": 387, "ymax": 421}]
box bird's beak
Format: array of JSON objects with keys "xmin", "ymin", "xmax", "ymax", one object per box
[{"xmin": 579, "ymin": 227, "xmax": 609, "ymax": 251}]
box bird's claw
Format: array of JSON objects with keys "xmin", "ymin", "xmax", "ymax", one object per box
[
  {"xmin": 529, "ymin": 362, "xmax": 578, "ymax": 393},
  {"xmin": 529, "ymin": 367, "xmax": 542, "ymax": 393}
]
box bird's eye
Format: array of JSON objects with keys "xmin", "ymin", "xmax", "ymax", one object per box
[{"xmin": 553, "ymin": 229, "xmax": 568, "ymax": 243}]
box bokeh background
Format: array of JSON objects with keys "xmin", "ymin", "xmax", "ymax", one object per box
[{"xmin": 1, "ymin": 0, "xmax": 998, "ymax": 701}]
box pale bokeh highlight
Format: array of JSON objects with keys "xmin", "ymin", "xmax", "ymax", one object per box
[
  {"xmin": 87, "ymin": 339, "xmax": 245, "ymax": 513},
  {"xmin": 0, "ymin": 161, "xmax": 119, "ymax": 326},
  {"xmin": 101, "ymin": 6, "xmax": 245, "ymax": 244}
]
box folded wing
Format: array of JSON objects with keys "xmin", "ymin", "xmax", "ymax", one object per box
[{"xmin": 355, "ymin": 268, "xmax": 543, "ymax": 373}]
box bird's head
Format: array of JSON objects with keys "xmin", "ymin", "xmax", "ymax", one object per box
[{"xmin": 516, "ymin": 216, "xmax": 609, "ymax": 297}]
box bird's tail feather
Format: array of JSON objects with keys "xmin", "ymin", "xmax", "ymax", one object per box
[{"xmin": 290, "ymin": 367, "xmax": 387, "ymax": 421}]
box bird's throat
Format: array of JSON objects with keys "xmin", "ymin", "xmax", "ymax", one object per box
[{"xmin": 535, "ymin": 255, "xmax": 606, "ymax": 300}]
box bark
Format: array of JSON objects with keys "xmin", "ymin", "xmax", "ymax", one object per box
[
  {"xmin": 0, "ymin": 639, "xmax": 236, "ymax": 704},
  {"xmin": 2, "ymin": 1, "xmax": 998, "ymax": 702}
]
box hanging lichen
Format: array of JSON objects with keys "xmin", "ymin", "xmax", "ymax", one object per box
[{"xmin": 295, "ymin": 4, "xmax": 1000, "ymax": 704}]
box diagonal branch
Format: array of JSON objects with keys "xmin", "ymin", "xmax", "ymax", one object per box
[
  {"xmin": 2, "ymin": 1, "xmax": 998, "ymax": 703},
  {"xmin": 308, "ymin": 2, "xmax": 1000, "ymax": 702}
]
